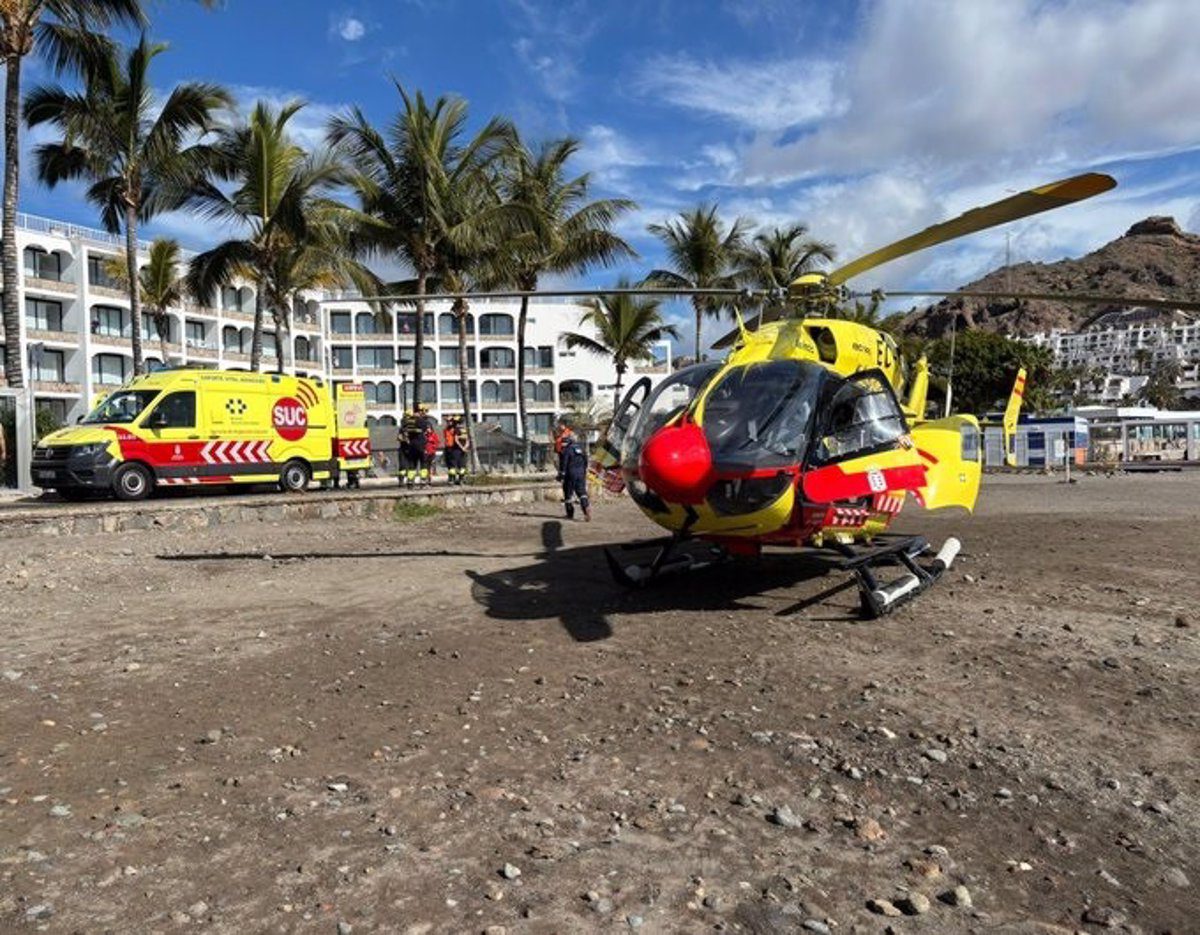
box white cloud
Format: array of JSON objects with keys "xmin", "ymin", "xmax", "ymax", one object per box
[
  {"xmin": 226, "ymin": 85, "xmax": 344, "ymax": 152},
  {"xmin": 739, "ymin": 0, "xmax": 1200, "ymax": 184},
  {"xmin": 637, "ymin": 55, "xmax": 844, "ymax": 132},
  {"xmin": 337, "ymin": 16, "xmax": 366, "ymax": 41}
]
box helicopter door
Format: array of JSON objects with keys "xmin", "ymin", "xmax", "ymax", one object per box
[
  {"xmin": 909, "ymin": 415, "xmax": 983, "ymax": 512},
  {"xmin": 589, "ymin": 377, "xmax": 652, "ymax": 493}
]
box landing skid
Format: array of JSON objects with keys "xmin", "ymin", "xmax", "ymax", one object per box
[
  {"xmin": 604, "ymin": 535, "xmax": 729, "ymax": 587},
  {"xmin": 836, "ymin": 534, "xmax": 961, "ymax": 619}
]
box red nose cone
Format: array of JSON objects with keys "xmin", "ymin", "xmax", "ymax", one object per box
[{"xmin": 638, "ymin": 421, "xmax": 715, "ymax": 504}]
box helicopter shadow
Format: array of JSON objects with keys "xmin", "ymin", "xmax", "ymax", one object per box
[{"xmin": 467, "ymin": 520, "xmax": 858, "ymax": 642}]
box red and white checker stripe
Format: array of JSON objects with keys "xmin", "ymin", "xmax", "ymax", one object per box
[
  {"xmin": 201, "ymin": 440, "xmax": 273, "ymax": 464},
  {"xmin": 872, "ymin": 492, "xmax": 905, "ymax": 514},
  {"xmin": 339, "ymin": 438, "xmax": 370, "ymax": 458},
  {"xmin": 827, "ymin": 506, "xmax": 870, "ymax": 527},
  {"xmin": 158, "ymin": 477, "xmax": 203, "ymax": 486}
]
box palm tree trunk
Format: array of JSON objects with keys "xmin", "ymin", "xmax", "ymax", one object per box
[
  {"xmin": 1, "ymin": 53, "xmax": 22, "ymax": 388},
  {"xmin": 413, "ymin": 267, "xmax": 426, "ymax": 405},
  {"xmin": 250, "ymin": 275, "xmax": 264, "ymax": 371},
  {"xmin": 273, "ymin": 310, "xmax": 285, "ymax": 376},
  {"xmin": 279, "ymin": 310, "xmax": 291, "ymax": 377},
  {"xmin": 517, "ymin": 290, "xmax": 531, "ymax": 468},
  {"xmin": 158, "ymin": 313, "xmax": 168, "ymax": 364},
  {"xmin": 613, "ymin": 360, "xmax": 625, "ymax": 412},
  {"xmin": 693, "ymin": 297, "xmax": 702, "ymax": 362},
  {"xmin": 125, "ymin": 205, "xmax": 144, "ymax": 376},
  {"xmin": 456, "ymin": 300, "xmax": 480, "ymax": 473}
]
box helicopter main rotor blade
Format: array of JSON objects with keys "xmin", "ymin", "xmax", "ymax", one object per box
[
  {"xmin": 318, "ymin": 287, "xmax": 766, "ymax": 305},
  {"xmin": 873, "ymin": 289, "xmax": 1200, "ymax": 312},
  {"xmin": 823, "ymin": 173, "xmax": 1116, "ymax": 287}
]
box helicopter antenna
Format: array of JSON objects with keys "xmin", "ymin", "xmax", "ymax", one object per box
[{"xmin": 944, "ymin": 315, "xmax": 957, "ymax": 417}]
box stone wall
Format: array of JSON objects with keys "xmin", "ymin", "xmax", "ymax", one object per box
[{"xmin": 0, "ymin": 483, "xmax": 561, "ymax": 538}]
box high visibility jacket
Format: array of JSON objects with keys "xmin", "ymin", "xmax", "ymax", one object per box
[{"xmin": 423, "ymin": 428, "xmax": 439, "ymax": 457}]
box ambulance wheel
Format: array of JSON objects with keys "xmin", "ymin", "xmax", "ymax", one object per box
[
  {"xmin": 279, "ymin": 459, "xmax": 310, "ymax": 493},
  {"xmin": 113, "ymin": 463, "xmax": 153, "ymax": 501}
]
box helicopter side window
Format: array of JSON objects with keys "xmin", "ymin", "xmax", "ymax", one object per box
[{"xmin": 811, "ymin": 372, "xmax": 908, "ymax": 466}]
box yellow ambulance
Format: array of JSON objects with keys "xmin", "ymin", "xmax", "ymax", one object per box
[{"xmin": 32, "ymin": 369, "xmax": 370, "ymax": 500}]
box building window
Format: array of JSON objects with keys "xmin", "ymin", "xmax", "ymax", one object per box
[
  {"xmin": 294, "ymin": 335, "xmax": 312, "ymax": 361},
  {"xmin": 559, "ymin": 379, "xmax": 593, "ymax": 404},
  {"xmin": 356, "ymin": 311, "xmax": 389, "ymax": 335},
  {"xmin": 440, "ymin": 379, "xmax": 477, "ymax": 404},
  {"xmin": 523, "ymin": 346, "xmax": 554, "ymax": 368},
  {"xmin": 23, "ymin": 247, "xmax": 62, "ymax": 281},
  {"xmin": 32, "ymin": 348, "xmax": 65, "ymax": 382},
  {"xmin": 36, "ymin": 397, "xmax": 69, "ymax": 427},
  {"xmin": 438, "ymin": 312, "xmax": 474, "ymax": 335},
  {"xmin": 87, "ymin": 254, "xmax": 120, "ymax": 289},
  {"xmin": 418, "ymin": 381, "xmax": 437, "ymax": 404},
  {"xmin": 364, "ymin": 381, "xmax": 396, "ymax": 405},
  {"xmin": 529, "ymin": 412, "xmax": 554, "ymax": 436},
  {"xmin": 330, "ymin": 311, "xmax": 352, "ymax": 334},
  {"xmin": 92, "ymin": 353, "xmax": 130, "ymax": 385},
  {"xmin": 397, "ymin": 312, "xmax": 435, "ymax": 336},
  {"xmin": 26, "ymin": 297, "xmax": 64, "ymax": 331},
  {"xmin": 261, "ymin": 332, "xmax": 278, "ymax": 358},
  {"xmin": 92, "ymin": 305, "xmax": 131, "ymax": 337},
  {"xmin": 479, "ymin": 313, "xmax": 514, "ymax": 336},
  {"xmin": 481, "ymin": 380, "xmax": 516, "ymax": 403},
  {"xmin": 331, "ymin": 346, "xmax": 353, "ymax": 370},
  {"xmin": 357, "ymin": 346, "xmax": 394, "ymax": 369},
  {"xmin": 480, "ymin": 346, "xmax": 515, "ymax": 370},
  {"xmin": 439, "ymin": 346, "xmax": 475, "ymax": 370},
  {"xmin": 523, "ymin": 379, "xmax": 555, "ymax": 402},
  {"xmin": 185, "ymin": 320, "xmax": 207, "ymax": 347},
  {"xmin": 398, "ymin": 346, "xmax": 436, "ymax": 370},
  {"xmin": 487, "ymin": 413, "xmax": 518, "ymax": 434}
]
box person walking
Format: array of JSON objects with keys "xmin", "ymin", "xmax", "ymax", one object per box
[{"xmin": 556, "ymin": 423, "xmax": 591, "ymax": 521}]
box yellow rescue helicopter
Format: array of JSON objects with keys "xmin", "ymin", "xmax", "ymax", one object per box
[{"xmin": 365, "ymin": 171, "xmax": 1196, "ymax": 616}]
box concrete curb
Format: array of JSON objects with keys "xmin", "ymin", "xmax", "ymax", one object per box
[{"xmin": 0, "ymin": 483, "xmax": 561, "ymax": 538}]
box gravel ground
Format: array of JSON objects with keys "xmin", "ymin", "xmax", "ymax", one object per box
[{"xmin": 1, "ymin": 472, "xmax": 1196, "ymax": 934}]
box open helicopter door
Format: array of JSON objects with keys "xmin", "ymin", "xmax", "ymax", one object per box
[
  {"xmin": 589, "ymin": 377, "xmax": 652, "ymax": 494},
  {"xmin": 909, "ymin": 416, "xmax": 983, "ymax": 511}
]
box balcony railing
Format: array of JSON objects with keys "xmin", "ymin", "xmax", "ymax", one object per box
[
  {"xmin": 27, "ymin": 276, "xmax": 74, "ymax": 294},
  {"xmin": 33, "ymin": 380, "xmax": 81, "ymax": 394}
]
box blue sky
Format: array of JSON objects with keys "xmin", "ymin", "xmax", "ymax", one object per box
[{"xmin": 16, "ymin": 0, "xmax": 1200, "ymax": 348}]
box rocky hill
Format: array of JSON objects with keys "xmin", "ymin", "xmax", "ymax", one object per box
[{"xmin": 900, "ymin": 216, "xmax": 1200, "ymax": 338}]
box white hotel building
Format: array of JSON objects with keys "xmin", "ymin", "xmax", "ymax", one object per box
[
  {"xmin": 0, "ymin": 214, "xmax": 671, "ymax": 437},
  {"xmin": 1027, "ymin": 311, "xmax": 1200, "ymax": 402}
]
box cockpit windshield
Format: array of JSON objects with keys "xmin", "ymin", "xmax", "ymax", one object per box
[
  {"xmin": 696, "ymin": 360, "xmax": 824, "ymax": 469},
  {"xmin": 621, "ymin": 362, "xmax": 720, "ymax": 468},
  {"xmin": 81, "ymin": 390, "xmax": 160, "ymax": 425}
]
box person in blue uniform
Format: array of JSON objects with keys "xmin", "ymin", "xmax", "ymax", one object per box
[{"xmin": 556, "ymin": 424, "xmax": 591, "ymax": 521}]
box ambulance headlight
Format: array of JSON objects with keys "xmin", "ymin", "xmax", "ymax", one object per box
[{"xmin": 72, "ymin": 443, "xmax": 109, "ymax": 458}]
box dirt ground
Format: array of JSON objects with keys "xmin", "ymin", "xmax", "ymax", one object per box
[{"xmin": 1, "ymin": 473, "xmax": 1197, "ymax": 934}]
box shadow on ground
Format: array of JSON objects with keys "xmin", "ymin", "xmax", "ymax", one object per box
[{"xmin": 467, "ymin": 520, "xmax": 857, "ymax": 642}]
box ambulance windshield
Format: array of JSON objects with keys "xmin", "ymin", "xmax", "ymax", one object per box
[{"xmin": 81, "ymin": 390, "xmax": 160, "ymax": 425}]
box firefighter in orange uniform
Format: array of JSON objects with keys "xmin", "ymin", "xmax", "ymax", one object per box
[{"xmin": 443, "ymin": 416, "xmax": 469, "ymax": 485}]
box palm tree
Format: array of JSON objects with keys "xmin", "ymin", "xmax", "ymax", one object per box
[
  {"xmin": 645, "ymin": 204, "xmax": 752, "ymax": 362},
  {"xmin": 327, "ymin": 84, "xmax": 514, "ymax": 398},
  {"xmin": 564, "ymin": 280, "xmax": 679, "ymax": 410},
  {"xmin": 104, "ymin": 238, "xmax": 187, "ymax": 364},
  {"xmin": 25, "ymin": 34, "xmax": 229, "ymax": 375},
  {"xmin": 259, "ymin": 209, "xmax": 380, "ymax": 375},
  {"xmin": 736, "ymin": 223, "xmax": 833, "ymax": 321},
  {"xmin": 186, "ymin": 100, "xmax": 342, "ymax": 371},
  {"xmin": 1, "ymin": 0, "xmax": 144, "ymax": 388},
  {"xmin": 498, "ymin": 135, "xmax": 636, "ymax": 461}
]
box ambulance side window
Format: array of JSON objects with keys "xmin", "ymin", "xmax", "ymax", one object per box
[{"xmin": 149, "ymin": 391, "xmax": 196, "ymax": 429}]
